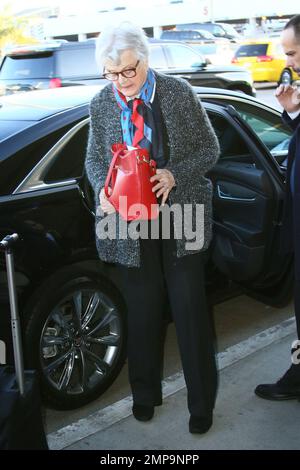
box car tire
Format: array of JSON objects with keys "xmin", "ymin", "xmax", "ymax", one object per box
[
  {"xmin": 279, "ymin": 69, "xmax": 292, "ymax": 85},
  {"xmin": 23, "ymin": 266, "xmax": 127, "ymax": 410}
]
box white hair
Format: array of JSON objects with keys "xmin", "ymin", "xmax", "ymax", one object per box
[{"xmin": 95, "ymin": 22, "xmax": 149, "ymax": 71}]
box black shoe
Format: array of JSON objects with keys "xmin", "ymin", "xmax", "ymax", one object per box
[
  {"xmin": 132, "ymin": 404, "xmax": 154, "ymax": 422},
  {"xmin": 189, "ymin": 414, "xmax": 213, "ymax": 434},
  {"xmin": 255, "ymin": 383, "xmax": 300, "ymax": 400},
  {"xmin": 255, "ymin": 364, "xmax": 300, "ymax": 400}
]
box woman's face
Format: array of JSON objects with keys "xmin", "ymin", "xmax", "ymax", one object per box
[{"xmin": 103, "ymin": 49, "xmax": 148, "ymax": 98}]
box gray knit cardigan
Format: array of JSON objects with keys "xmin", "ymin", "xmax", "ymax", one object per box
[{"xmin": 85, "ymin": 71, "xmax": 220, "ymax": 267}]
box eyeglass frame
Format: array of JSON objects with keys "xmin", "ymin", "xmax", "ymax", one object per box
[{"xmin": 102, "ymin": 60, "xmax": 140, "ymax": 81}]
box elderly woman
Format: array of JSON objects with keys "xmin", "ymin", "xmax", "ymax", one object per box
[{"xmin": 85, "ymin": 22, "xmax": 220, "ymax": 434}]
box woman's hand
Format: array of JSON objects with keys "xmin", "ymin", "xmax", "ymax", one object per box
[
  {"xmin": 99, "ymin": 188, "xmax": 116, "ymax": 214},
  {"xmin": 150, "ymin": 169, "xmax": 175, "ymax": 206},
  {"xmin": 275, "ymin": 84, "xmax": 300, "ymax": 113}
]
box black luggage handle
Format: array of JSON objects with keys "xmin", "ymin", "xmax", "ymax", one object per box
[
  {"xmin": 0, "ymin": 234, "xmax": 19, "ymax": 252},
  {"xmin": 0, "ymin": 233, "xmax": 25, "ymax": 395}
]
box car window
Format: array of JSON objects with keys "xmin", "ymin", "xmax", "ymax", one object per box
[
  {"xmin": 182, "ymin": 31, "xmax": 192, "ymax": 39},
  {"xmin": 235, "ymin": 44, "xmax": 268, "ymax": 58},
  {"xmin": 0, "ymin": 53, "xmax": 54, "ymax": 79},
  {"xmin": 161, "ymin": 30, "xmax": 205, "ymax": 41},
  {"xmin": 211, "ymin": 25, "xmax": 226, "ymax": 36},
  {"xmin": 205, "ymin": 98, "xmax": 293, "ymax": 163},
  {"xmin": 1, "ymin": 127, "xmax": 70, "ymax": 196},
  {"xmin": 220, "ymin": 24, "xmax": 239, "ymax": 37},
  {"xmin": 207, "ymin": 111, "xmax": 254, "ymax": 162},
  {"xmin": 189, "ymin": 31, "xmax": 204, "ymax": 39},
  {"xmin": 231, "ymin": 102, "xmax": 292, "ymax": 156},
  {"xmin": 55, "ymin": 48, "xmax": 99, "ymax": 78},
  {"xmin": 161, "ymin": 31, "xmax": 171, "ymax": 39},
  {"xmin": 161, "ymin": 31, "xmax": 181, "ymax": 40},
  {"xmin": 182, "ymin": 31, "xmax": 202, "ymax": 40},
  {"xmin": 43, "ymin": 124, "xmax": 88, "ymax": 183},
  {"xmin": 209, "ymin": 98, "xmax": 292, "ymax": 157},
  {"xmin": 149, "ymin": 46, "xmax": 168, "ymax": 69},
  {"xmin": 166, "ymin": 44, "xmax": 205, "ymax": 68},
  {"xmin": 198, "ymin": 30, "xmax": 215, "ymax": 39}
]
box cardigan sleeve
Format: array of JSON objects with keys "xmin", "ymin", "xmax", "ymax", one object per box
[{"xmin": 164, "ymin": 83, "xmax": 220, "ymax": 189}]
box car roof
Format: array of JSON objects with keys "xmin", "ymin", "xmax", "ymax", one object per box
[
  {"xmin": 0, "ymin": 85, "xmax": 103, "ymax": 121},
  {"xmin": 0, "ymin": 85, "xmax": 278, "ymax": 149},
  {"xmin": 5, "ymin": 40, "xmax": 96, "ymax": 55},
  {"xmin": 161, "ymin": 29, "xmax": 214, "ymax": 39},
  {"xmin": 7, "ymin": 38, "xmax": 189, "ymax": 55},
  {"xmin": 0, "ymin": 84, "xmax": 274, "ymax": 119},
  {"xmin": 150, "ymin": 38, "xmax": 210, "ymax": 46}
]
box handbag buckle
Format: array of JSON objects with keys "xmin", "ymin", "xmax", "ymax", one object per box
[{"xmin": 136, "ymin": 155, "xmax": 150, "ymax": 165}]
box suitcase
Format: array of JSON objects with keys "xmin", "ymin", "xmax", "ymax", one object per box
[{"xmin": 0, "ymin": 234, "xmax": 48, "ymax": 450}]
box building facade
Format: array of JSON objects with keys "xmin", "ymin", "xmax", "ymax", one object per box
[{"xmin": 13, "ymin": 0, "xmax": 300, "ymax": 41}]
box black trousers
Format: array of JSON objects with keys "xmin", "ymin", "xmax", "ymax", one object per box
[{"xmin": 117, "ymin": 228, "xmax": 217, "ymax": 417}]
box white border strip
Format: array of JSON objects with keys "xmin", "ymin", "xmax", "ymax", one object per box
[{"xmin": 47, "ymin": 316, "xmax": 296, "ymax": 450}]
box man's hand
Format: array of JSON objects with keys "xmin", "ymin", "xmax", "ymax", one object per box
[
  {"xmin": 150, "ymin": 169, "xmax": 175, "ymax": 206},
  {"xmin": 275, "ymin": 84, "xmax": 300, "ymax": 114},
  {"xmin": 99, "ymin": 187, "xmax": 116, "ymax": 214}
]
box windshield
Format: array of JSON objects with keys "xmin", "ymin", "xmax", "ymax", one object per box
[
  {"xmin": 0, "ymin": 53, "xmax": 54, "ymax": 79},
  {"xmin": 166, "ymin": 44, "xmax": 205, "ymax": 68},
  {"xmin": 55, "ymin": 48, "xmax": 99, "ymax": 77},
  {"xmin": 220, "ymin": 24, "xmax": 239, "ymax": 37}
]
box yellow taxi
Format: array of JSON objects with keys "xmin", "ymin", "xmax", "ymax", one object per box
[{"xmin": 232, "ymin": 38, "xmax": 299, "ymax": 84}]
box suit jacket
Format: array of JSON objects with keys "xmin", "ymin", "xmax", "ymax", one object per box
[
  {"xmin": 281, "ymin": 110, "xmax": 300, "ymax": 280},
  {"xmin": 85, "ymin": 71, "xmax": 220, "ymax": 267}
]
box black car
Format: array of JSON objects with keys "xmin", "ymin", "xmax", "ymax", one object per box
[
  {"xmin": 149, "ymin": 40, "xmax": 254, "ymax": 95},
  {"xmin": 0, "ymin": 85, "xmax": 292, "ymax": 409},
  {"xmin": 160, "ymin": 29, "xmax": 216, "ymax": 42},
  {"xmin": 0, "ymin": 39, "xmax": 255, "ymax": 97},
  {"xmin": 176, "ymin": 22, "xmax": 241, "ymax": 42}
]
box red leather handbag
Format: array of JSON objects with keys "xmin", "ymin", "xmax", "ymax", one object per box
[{"xmin": 104, "ymin": 143, "xmax": 159, "ymax": 221}]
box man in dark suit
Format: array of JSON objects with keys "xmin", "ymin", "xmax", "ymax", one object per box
[{"xmin": 255, "ymin": 15, "xmax": 300, "ymax": 400}]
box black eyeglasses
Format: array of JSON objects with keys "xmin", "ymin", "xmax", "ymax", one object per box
[{"xmin": 102, "ymin": 60, "xmax": 140, "ymax": 81}]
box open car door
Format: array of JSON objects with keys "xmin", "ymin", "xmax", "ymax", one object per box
[{"xmin": 204, "ymin": 99, "xmax": 294, "ymax": 306}]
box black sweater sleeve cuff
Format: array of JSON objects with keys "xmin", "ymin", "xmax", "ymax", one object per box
[{"xmin": 282, "ymin": 110, "xmax": 300, "ymax": 130}]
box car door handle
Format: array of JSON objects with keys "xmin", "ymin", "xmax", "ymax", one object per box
[{"xmin": 217, "ymin": 184, "xmax": 256, "ymax": 202}]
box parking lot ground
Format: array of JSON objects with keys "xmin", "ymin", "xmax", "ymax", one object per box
[
  {"xmin": 48, "ymin": 317, "xmax": 299, "ymax": 450},
  {"xmin": 45, "ymin": 294, "xmax": 294, "ymax": 434},
  {"xmin": 254, "ymin": 82, "xmax": 278, "ymax": 89}
]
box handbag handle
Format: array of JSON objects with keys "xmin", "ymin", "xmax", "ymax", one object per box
[{"xmin": 104, "ymin": 147, "xmax": 125, "ymax": 199}]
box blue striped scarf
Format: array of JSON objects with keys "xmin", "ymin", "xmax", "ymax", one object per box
[{"xmin": 112, "ymin": 68, "xmax": 156, "ymax": 150}]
